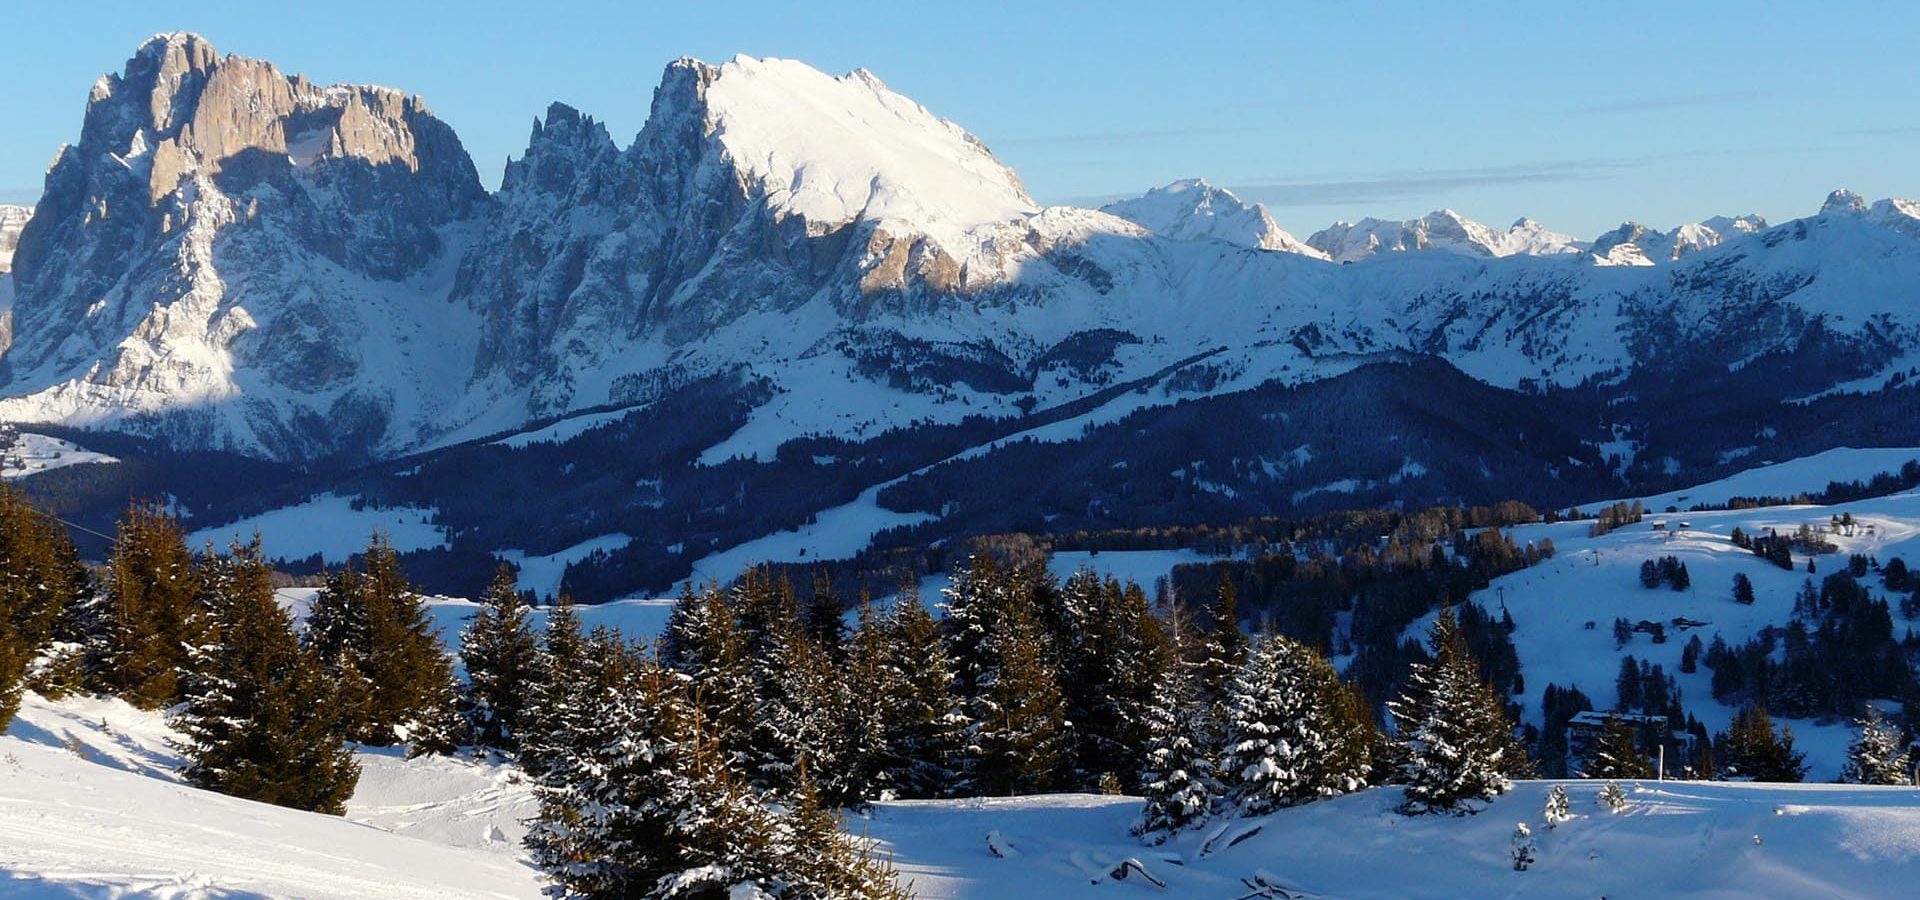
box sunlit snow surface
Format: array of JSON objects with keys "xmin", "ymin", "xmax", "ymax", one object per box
[
  {"xmin": 0, "ymin": 432, "xmax": 118, "ymax": 480},
  {"xmin": 7, "ymin": 691, "xmax": 1920, "ymax": 898}
]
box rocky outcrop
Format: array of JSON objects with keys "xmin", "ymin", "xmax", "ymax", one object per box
[{"xmin": 1, "ymin": 33, "xmax": 486, "ymax": 460}]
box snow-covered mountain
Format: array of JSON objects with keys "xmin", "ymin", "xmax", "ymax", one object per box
[
  {"xmin": 1100, "ymin": 178, "xmax": 1325, "ymax": 257},
  {"xmin": 3, "ymin": 34, "xmax": 1920, "ymax": 480},
  {"xmin": 1588, "ymin": 213, "xmax": 1768, "ymax": 266},
  {"xmin": 1305, "ymin": 210, "xmax": 1588, "ymax": 263},
  {"xmin": 0, "ymin": 33, "xmax": 488, "ymax": 460}
]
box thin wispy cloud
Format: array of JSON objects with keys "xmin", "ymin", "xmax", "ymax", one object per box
[
  {"xmin": 988, "ymin": 124, "xmax": 1256, "ymax": 148},
  {"xmin": 1844, "ymin": 125, "xmax": 1920, "ymax": 137},
  {"xmin": 1552, "ymin": 90, "xmax": 1770, "ymax": 117},
  {"xmin": 0, "ymin": 187, "xmax": 37, "ymax": 205},
  {"xmin": 1227, "ymin": 157, "xmax": 1649, "ymax": 208}
]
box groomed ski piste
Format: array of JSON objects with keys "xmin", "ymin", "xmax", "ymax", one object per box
[{"xmin": 6, "ymin": 447, "xmax": 1920, "ymax": 897}]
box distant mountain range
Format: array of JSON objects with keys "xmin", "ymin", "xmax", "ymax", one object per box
[{"xmin": 4, "ymin": 34, "xmax": 1918, "ymax": 598}]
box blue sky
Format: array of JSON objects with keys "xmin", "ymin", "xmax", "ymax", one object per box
[{"xmin": 1, "ymin": 1, "xmax": 1913, "ymax": 236}]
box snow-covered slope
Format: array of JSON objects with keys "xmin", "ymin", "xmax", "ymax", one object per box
[
  {"xmin": 1, "ymin": 694, "xmax": 542, "ymax": 898},
  {"xmin": 867, "ymin": 782, "xmax": 1920, "ymax": 899},
  {"xmin": 1100, "ymin": 178, "xmax": 1325, "ymax": 257},
  {"xmin": 0, "ymin": 430, "xmax": 118, "ymax": 479},
  {"xmin": 1306, "ymin": 210, "xmax": 1586, "ymax": 262},
  {"xmin": 8, "ymin": 691, "xmax": 1917, "ymax": 899}
]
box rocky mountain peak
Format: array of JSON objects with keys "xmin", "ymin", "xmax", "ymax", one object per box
[{"xmin": 1100, "ymin": 179, "xmax": 1326, "ymax": 257}]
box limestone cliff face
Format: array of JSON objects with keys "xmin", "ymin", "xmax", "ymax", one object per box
[{"xmin": 1, "ymin": 33, "xmax": 487, "ymax": 460}]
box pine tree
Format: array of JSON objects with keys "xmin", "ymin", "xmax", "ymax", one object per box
[
  {"xmin": 527, "ymin": 653, "xmax": 700, "ymax": 897},
  {"xmin": 173, "ymin": 542, "xmax": 359, "ymax": 813},
  {"xmin": 1583, "ymin": 717, "xmax": 1651, "ymax": 779},
  {"xmin": 99, "ymin": 501, "xmax": 205, "ymax": 708},
  {"xmin": 1732, "ymin": 572, "xmax": 1756, "ymax": 605},
  {"xmin": 1390, "ymin": 605, "xmax": 1528, "ymax": 814},
  {"xmin": 1510, "ymin": 822, "xmax": 1536, "ymax": 871},
  {"xmin": 1598, "ymin": 780, "xmax": 1629, "ymax": 813},
  {"xmin": 1133, "ymin": 655, "xmax": 1217, "ymax": 842},
  {"xmin": 518, "ymin": 595, "xmax": 585, "ymax": 779},
  {"xmin": 1718, "ymin": 705, "xmax": 1808, "ymax": 782},
  {"xmin": 460, "ymin": 565, "xmax": 542, "ymax": 751},
  {"xmin": 1544, "ymin": 784, "xmax": 1571, "ymax": 826},
  {"xmin": 969, "ymin": 600, "xmax": 1069, "ymax": 796},
  {"xmin": 1057, "ymin": 571, "xmax": 1167, "ymax": 789},
  {"xmin": 880, "ymin": 587, "xmax": 967, "ymax": 798},
  {"xmin": 1841, "ymin": 706, "xmax": 1910, "ymax": 785},
  {"xmin": 1195, "ymin": 575, "xmax": 1249, "ymax": 709},
  {"xmin": 840, "ymin": 595, "xmax": 901, "ymax": 801},
  {"xmin": 662, "ymin": 584, "xmax": 756, "ymax": 765},
  {"xmin": 0, "ymin": 485, "xmax": 89, "ymax": 726},
  {"xmin": 1220, "ymin": 635, "xmax": 1371, "ymax": 815},
  {"xmin": 308, "ymin": 534, "xmax": 462, "ymax": 750}
]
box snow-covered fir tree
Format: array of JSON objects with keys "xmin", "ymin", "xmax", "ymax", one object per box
[
  {"xmin": 460, "ymin": 565, "xmax": 543, "ymax": 752},
  {"xmin": 1841, "ymin": 706, "xmax": 1911, "ymax": 785},
  {"xmin": 516, "ymin": 595, "xmax": 586, "ymax": 779},
  {"xmin": 173, "ymin": 542, "xmax": 358, "ymax": 814},
  {"xmin": 1510, "ymin": 822, "xmax": 1536, "ymax": 871},
  {"xmin": 1194, "ymin": 575, "xmax": 1249, "ymax": 710},
  {"xmin": 1389, "ymin": 605, "xmax": 1528, "ymax": 814},
  {"xmin": 1056, "ymin": 569, "xmax": 1169, "ymax": 789},
  {"xmin": 1133, "ymin": 658, "xmax": 1218, "ymax": 841},
  {"xmin": 1544, "ymin": 783, "xmax": 1571, "ymax": 826},
  {"xmin": 1598, "ymin": 780, "xmax": 1629, "ymax": 813},
  {"xmin": 1219, "ymin": 635, "xmax": 1371, "ymax": 815}
]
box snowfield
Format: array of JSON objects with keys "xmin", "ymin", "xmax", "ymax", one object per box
[
  {"xmin": 6, "ymin": 692, "xmax": 1920, "ymax": 898},
  {"xmin": 1, "ymin": 695, "xmax": 543, "ymax": 899},
  {"xmin": 0, "ymin": 432, "xmax": 118, "ymax": 480}
]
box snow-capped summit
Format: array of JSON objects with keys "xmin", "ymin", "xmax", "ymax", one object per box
[
  {"xmin": 702, "ymin": 56, "xmax": 1036, "ymax": 245},
  {"xmin": 1588, "ymin": 213, "xmax": 1770, "ymax": 266},
  {"xmin": 1818, "ymin": 189, "xmax": 1920, "ymax": 239},
  {"xmin": 1306, "ymin": 210, "xmax": 1584, "ymax": 263},
  {"xmin": 1100, "ymin": 179, "xmax": 1326, "ymax": 258}
]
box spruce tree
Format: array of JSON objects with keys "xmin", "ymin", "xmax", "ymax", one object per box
[
  {"xmin": 1133, "ymin": 657, "xmax": 1218, "ymax": 841},
  {"xmin": 1583, "ymin": 717, "xmax": 1651, "ymax": 779},
  {"xmin": 0, "ymin": 485, "xmax": 89, "ymax": 726},
  {"xmin": 1718, "ymin": 705, "xmax": 1808, "ymax": 782},
  {"xmin": 527, "ymin": 652, "xmax": 699, "ymax": 896},
  {"xmin": 308, "ymin": 534, "xmax": 461, "ymax": 750},
  {"xmin": 969, "ymin": 601, "xmax": 1069, "ymax": 796},
  {"xmin": 662, "ymin": 584, "xmax": 756, "ymax": 765},
  {"xmin": 460, "ymin": 565, "xmax": 542, "ymax": 751},
  {"xmin": 1195, "ymin": 575, "xmax": 1249, "ymax": 709},
  {"xmin": 1390, "ymin": 605, "xmax": 1528, "ymax": 814},
  {"xmin": 99, "ymin": 501, "xmax": 205, "ymax": 708},
  {"xmin": 1841, "ymin": 706, "xmax": 1910, "ymax": 785},
  {"xmin": 1544, "ymin": 784, "xmax": 1571, "ymax": 826},
  {"xmin": 880, "ymin": 587, "xmax": 967, "ymax": 798},
  {"xmin": 518, "ymin": 595, "xmax": 586, "ymax": 779},
  {"xmin": 1057, "ymin": 571, "xmax": 1167, "ymax": 789},
  {"xmin": 1220, "ymin": 635, "xmax": 1372, "ymax": 815},
  {"xmin": 173, "ymin": 542, "xmax": 359, "ymax": 813}
]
